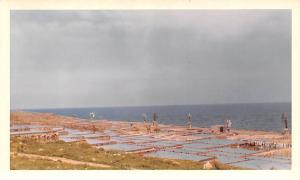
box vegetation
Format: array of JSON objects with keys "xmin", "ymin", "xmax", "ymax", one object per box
[{"xmin": 11, "ymin": 155, "xmax": 105, "ymax": 170}]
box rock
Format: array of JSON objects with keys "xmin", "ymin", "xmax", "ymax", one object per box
[{"xmin": 203, "ymin": 161, "xmax": 213, "ymax": 170}]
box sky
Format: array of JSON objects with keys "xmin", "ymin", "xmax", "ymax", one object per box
[{"xmin": 11, "ymin": 10, "xmax": 291, "ymax": 109}]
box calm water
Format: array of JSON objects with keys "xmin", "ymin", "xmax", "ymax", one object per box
[{"xmin": 25, "ymin": 103, "xmax": 291, "ymax": 132}]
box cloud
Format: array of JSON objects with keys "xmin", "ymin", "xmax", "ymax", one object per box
[{"xmin": 10, "ymin": 10, "xmax": 291, "ymax": 109}]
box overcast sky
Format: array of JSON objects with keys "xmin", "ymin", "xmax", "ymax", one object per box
[{"xmin": 11, "ymin": 10, "xmax": 291, "ymax": 109}]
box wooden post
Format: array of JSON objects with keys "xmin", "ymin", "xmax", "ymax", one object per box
[
  {"xmin": 282, "ymin": 112, "xmax": 289, "ymax": 135},
  {"xmin": 153, "ymin": 113, "xmax": 157, "ymax": 126},
  {"xmin": 153, "ymin": 113, "xmax": 159, "ymax": 132}
]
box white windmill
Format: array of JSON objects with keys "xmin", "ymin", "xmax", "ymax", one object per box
[{"xmin": 89, "ymin": 112, "xmax": 96, "ymax": 119}]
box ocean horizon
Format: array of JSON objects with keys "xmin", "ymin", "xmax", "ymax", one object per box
[{"xmin": 15, "ymin": 102, "xmax": 291, "ymax": 132}]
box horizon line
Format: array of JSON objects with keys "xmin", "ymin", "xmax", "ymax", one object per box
[{"xmin": 12, "ymin": 101, "xmax": 291, "ymax": 111}]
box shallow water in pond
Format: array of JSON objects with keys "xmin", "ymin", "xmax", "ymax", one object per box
[
  {"xmin": 206, "ymin": 151, "xmax": 247, "ymax": 163},
  {"xmin": 101, "ymin": 143, "xmax": 147, "ymax": 151},
  {"xmin": 191, "ymin": 133, "xmax": 213, "ymax": 137},
  {"xmin": 103, "ymin": 130, "xmax": 117, "ymax": 136},
  {"xmin": 83, "ymin": 133, "xmax": 106, "ymax": 138},
  {"xmin": 127, "ymin": 136, "xmax": 157, "ymax": 143},
  {"xmin": 110, "ymin": 136, "xmax": 131, "ymax": 143},
  {"xmin": 229, "ymin": 159, "xmax": 291, "ymax": 169},
  {"xmin": 182, "ymin": 142, "xmax": 216, "ymax": 149},
  {"xmin": 143, "ymin": 140, "xmax": 185, "ymax": 147},
  {"xmin": 193, "ymin": 138, "xmax": 243, "ymax": 145},
  {"xmin": 64, "ymin": 128, "xmax": 92, "ymax": 135},
  {"xmin": 250, "ymin": 156, "xmax": 291, "ymax": 164},
  {"xmin": 215, "ymin": 147, "xmax": 257, "ymax": 155},
  {"xmin": 164, "ymin": 147, "xmax": 203, "ymax": 154},
  {"xmin": 145, "ymin": 150, "xmax": 212, "ymax": 161}
]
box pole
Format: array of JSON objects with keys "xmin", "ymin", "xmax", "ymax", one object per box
[
  {"xmin": 282, "ymin": 112, "xmax": 288, "ymax": 129},
  {"xmin": 186, "ymin": 113, "xmax": 192, "ymax": 129}
]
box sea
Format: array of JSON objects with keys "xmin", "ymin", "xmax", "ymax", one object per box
[{"xmin": 25, "ymin": 103, "xmax": 291, "ymax": 132}]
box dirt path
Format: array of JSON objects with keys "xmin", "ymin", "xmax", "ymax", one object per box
[{"xmin": 12, "ymin": 153, "xmax": 111, "ymax": 168}]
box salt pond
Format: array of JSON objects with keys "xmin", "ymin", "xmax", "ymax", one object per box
[
  {"xmin": 101, "ymin": 143, "xmax": 148, "ymax": 151},
  {"xmin": 193, "ymin": 138, "xmax": 243, "ymax": 145},
  {"xmin": 145, "ymin": 150, "xmax": 212, "ymax": 161},
  {"xmin": 214, "ymin": 147, "xmax": 257, "ymax": 155},
  {"xmin": 229, "ymin": 158, "xmax": 291, "ymax": 169}
]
